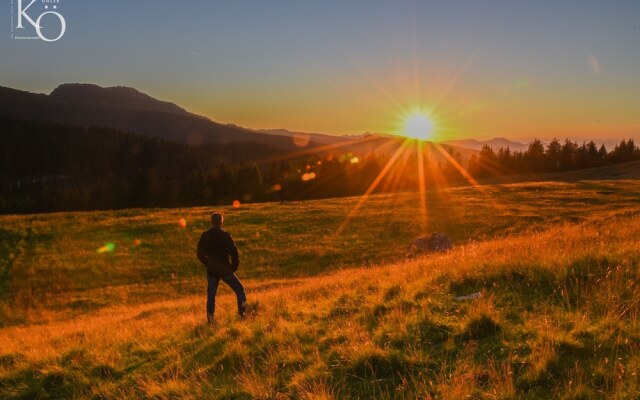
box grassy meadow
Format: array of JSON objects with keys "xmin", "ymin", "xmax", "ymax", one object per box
[{"xmin": 1, "ymin": 171, "xmax": 639, "ymax": 398}]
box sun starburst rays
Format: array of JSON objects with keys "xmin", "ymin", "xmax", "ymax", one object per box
[
  {"xmin": 416, "ymin": 140, "xmax": 428, "ymax": 234},
  {"xmin": 322, "ymin": 38, "xmax": 506, "ymax": 241},
  {"xmin": 335, "ymin": 138, "xmax": 413, "ymax": 236}
]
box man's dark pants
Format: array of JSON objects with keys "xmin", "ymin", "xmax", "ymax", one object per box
[{"xmin": 207, "ymin": 273, "xmax": 246, "ymax": 321}]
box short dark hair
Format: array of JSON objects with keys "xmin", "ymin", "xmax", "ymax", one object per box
[{"xmin": 211, "ymin": 212, "xmax": 223, "ymax": 227}]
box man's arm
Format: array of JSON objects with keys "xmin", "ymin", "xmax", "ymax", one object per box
[
  {"xmin": 196, "ymin": 232, "xmax": 208, "ymax": 266},
  {"xmin": 226, "ymin": 233, "xmax": 240, "ymax": 269}
]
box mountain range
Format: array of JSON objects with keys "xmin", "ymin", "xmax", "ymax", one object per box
[
  {"xmin": 441, "ymin": 137, "xmax": 528, "ymax": 152},
  {"xmin": 2, "ymin": 82, "xmax": 628, "ymax": 165},
  {"xmin": 0, "ymin": 84, "xmax": 304, "ymax": 148},
  {"xmin": 0, "ymin": 83, "xmax": 475, "ymax": 160}
]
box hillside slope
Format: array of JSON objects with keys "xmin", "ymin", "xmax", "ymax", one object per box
[
  {"xmin": 0, "ymin": 84, "xmax": 473, "ymax": 163},
  {"xmin": 1, "ymin": 179, "xmax": 639, "ymax": 326},
  {"xmin": 0, "ymin": 178, "xmax": 639, "ymax": 398},
  {"xmin": 0, "ymin": 212, "xmax": 638, "ymax": 399},
  {"xmin": 482, "ymin": 160, "xmax": 640, "ymax": 184},
  {"xmin": 0, "ymin": 85, "xmax": 301, "ymax": 147}
]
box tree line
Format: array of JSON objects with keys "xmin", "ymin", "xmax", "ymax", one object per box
[
  {"xmin": 468, "ymin": 138, "xmax": 639, "ymax": 178},
  {"xmin": 0, "ymin": 119, "xmax": 414, "ymax": 213},
  {"xmin": 1, "ymin": 118, "xmax": 638, "ymax": 214}
]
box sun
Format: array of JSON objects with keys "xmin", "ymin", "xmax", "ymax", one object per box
[{"xmin": 403, "ymin": 113, "xmax": 433, "ymax": 140}]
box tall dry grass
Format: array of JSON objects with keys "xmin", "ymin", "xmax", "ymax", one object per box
[{"xmin": 1, "ymin": 210, "xmax": 639, "ymax": 398}]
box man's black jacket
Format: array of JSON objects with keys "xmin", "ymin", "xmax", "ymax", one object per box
[{"xmin": 197, "ymin": 227, "xmax": 239, "ymax": 276}]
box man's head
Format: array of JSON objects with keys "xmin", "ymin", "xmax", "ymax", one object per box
[{"xmin": 211, "ymin": 212, "xmax": 224, "ymax": 228}]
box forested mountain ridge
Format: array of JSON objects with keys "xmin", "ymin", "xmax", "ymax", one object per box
[
  {"xmin": 0, "ymin": 84, "xmax": 308, "ymax": 148},
  {"xmin": 0, "ymin": 83, "xmax": 474, "ymax": 159},
  {"xmin": 0, "ymin": 118, "xmax": 412, "ymax": 213}
]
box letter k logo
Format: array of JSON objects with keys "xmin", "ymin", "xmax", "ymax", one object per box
[{"xmin": 16, "ymin": 0, "xmax": 38, "ymax": 29}]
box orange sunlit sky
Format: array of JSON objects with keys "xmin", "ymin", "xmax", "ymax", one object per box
[{"xmin": 1, "ymin": 1, "xmax": 639, "ymax": 142}]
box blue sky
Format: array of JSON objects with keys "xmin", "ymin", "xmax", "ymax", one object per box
[{"xmin": 1, "ymin": 0, "xmax": 639, "ymax": 140}]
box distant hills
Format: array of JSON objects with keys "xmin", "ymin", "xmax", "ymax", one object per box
[
  {"xmin": 0, "ymin": 84, "xmax": 304, "ymax": 149},
  {"xmin": 2, "ymin": 83, "xmax": 636, "ymax": 214},
  {"xmin": 442, "ymin": 137, "xmax": 528, "ymax": 151},
  {"xmin": 0, "ymin": 83, "xmax": 474, "ymax": 161},
  {"xmin": 50, "ymin": 84, "xmax": 189, "ymax": 115},
  {"xmin": 254, "ymin": 128, "xmax": 348, "ymax": 145},
  {"xmin": 0, "ymin": 83, "xmax": 630, "ymax": 159},
  {"xmin": 0, "ymin": 84, "xmax": 394, "ymax": 153}
]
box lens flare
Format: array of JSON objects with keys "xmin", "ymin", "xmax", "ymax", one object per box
[
  {"xmin": 301, "ymin": 172, "xmax": 317, "ymax": 181},
  {"xmin": 293, "ymin": 133, "xmax": 310, "ymax": 147},
  {"xmin": 97, "ymin": 242, "xmax": 116, "ymax": 254}
]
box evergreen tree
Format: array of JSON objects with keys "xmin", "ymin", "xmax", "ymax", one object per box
[
  {"xmin": 546, "ymin": 139, "xmax": 562, "ymax": 172},
  {"xmin": 524, "ymin": 139, "xmax": 545, "ymax": 172}
]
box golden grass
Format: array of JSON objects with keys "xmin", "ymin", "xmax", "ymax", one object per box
[
  {"xmin": 1, "ymin": 211, "xmax": 639, "ymax": 398},
  {"xmin": 1, "ymin": 179, "xmax": 640, "ymax": 398}
]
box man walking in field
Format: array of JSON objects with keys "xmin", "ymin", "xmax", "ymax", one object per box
[{"xmin": 197, "ymin": 212, "xmax": 247, "ymax": 324}]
